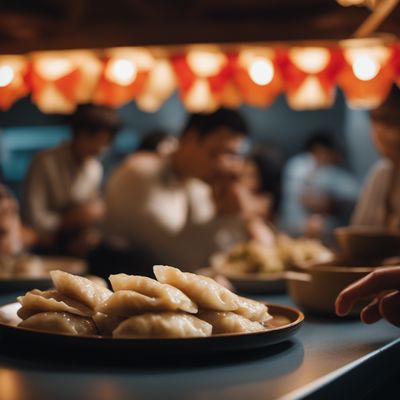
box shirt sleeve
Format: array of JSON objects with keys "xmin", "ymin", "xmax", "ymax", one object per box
[{"xmin": 24, "ymin": 157, "xmax": 61, "ymax": 233}]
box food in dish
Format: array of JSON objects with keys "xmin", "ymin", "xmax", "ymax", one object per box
[
  {"xmin": 199, "ymin": 311, "xmax": 265, "ymax": 334},
  {"xmin": 213, "ymin": 235, "xmax": 333, "ymax": 275},
  {"xmin": 0, "ymin": 254, "xmax": 44, "ymax": 279},
  {"xmin": 15, "ymin": 266, "xmax": 273, "ymax": 338},
  {"xmin": 113, "ymin": 312, "xmax": 212, "ymax": 338},
  {"xmin": 19, "ymin": 312, "xmax": 98, "ymax": 336},
  {"xmin": 153, "ymin": 265, "xmax": 239, "ymax": 311}
]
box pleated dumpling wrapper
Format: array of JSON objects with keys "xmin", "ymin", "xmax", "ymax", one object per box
[
  {"xmin": 19, "ymin": 312, "xmax": 98, "ymax": 336},
  {"xmin": 17, "ymin": 289, "xmax": 92, "ymax": 320},
  {"xmin": 200, "ymin": 311, "xmax": 266, "ymax": 334},
  {"xmin": 50, "ymin": 270, "xmax": 112, "ymax": 310},
  {"xmin": 153, "ymin": 265, "xmax": 239, "ymax": 311},
  {"xmin": 92, "ymin": 312, "xmax": 124, "ymax": 336},
  {"xmin": 113, "ymin": 312, "xmax": 212, "ymax": 338},
  {"xmin": 108, "ymin": 274, "xmax": 197, "ymax": 314},
  {"xmin": 235, "ymin": 296, "xmax": 272, "ymax": 323}
]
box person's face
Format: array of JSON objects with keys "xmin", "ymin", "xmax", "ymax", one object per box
[
  {"xmin": 0, "ymin": 198, "xmax": 21, "ymax": 255},
  {"xmin": 312, "ymin": 145, "xmax": 339, "ymax": 166},
  {"xmin": 183, "ymin": 127, "xmax": 246, "ymax": 183},
  {"xmin": 241, "ymin": 160, "xmax": 261, "ymax": 192},
  {"xmin": 73, "ymin": 130, "xmax": 113, "ymax": 161},
  {"xmin": 372, "ymin": 120, "xmax": 400, "ymax": 165}
]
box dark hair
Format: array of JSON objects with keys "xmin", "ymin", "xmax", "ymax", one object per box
[
  {"xmin": 182, "ymin": 107, "xmax": 248, "ymax": 138},
  {"xmin": 0, "ymin": 184, "xmax": 15, "ymax": 201},
  {"xmin": 137, "ymin": 129, "xmax": 171, "ymax": 152},
  {"xmin": 370, "ymin": 86, "xmax": 400, "ymax": 125},
  {"xmin": 304, "ymin": 131, "xmax": 338, "ymax": 152},
  {"xmin": 71, "ymin": 104, "xmax": 122, "ymax": 137}
]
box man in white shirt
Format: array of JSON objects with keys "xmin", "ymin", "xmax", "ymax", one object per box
[
  {"xmin": 101, "ymin": 108, "xmax": 266, "ymax": 274},
  {"xmin": 24, "ymin": 104, "xmax": 122, "ymax": 256}
]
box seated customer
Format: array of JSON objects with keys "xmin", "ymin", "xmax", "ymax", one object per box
[
  {"xmin": 23, "ymin": 104, "xmax": 122, "ymax": 257},
  {"xmin": 100, "ymin": 108, "xmax": 271, "ymax": 275},
  {"xmin": 352, "ymin": 87, "xmax": 400, "ymax": 229},
  {"xmin": 280, "ymin": 131, "xmax": 359, "ymax": 242}
]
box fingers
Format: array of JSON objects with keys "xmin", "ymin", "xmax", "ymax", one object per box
[
  {"xmin": 360, "ymin": 297, "xmax": 382, "ymax": 324},
  {"xmin": 379, "ymin": 291, "xmax": 400, "ymax": 327},
  {"xmin": 335, "ymin": 267, "xmax": 400, "ymax": 316}
]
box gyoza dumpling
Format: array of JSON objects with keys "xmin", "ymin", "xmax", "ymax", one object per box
[
  {"xmin": 92, "ymin": 312, "xmax": 124, "ymax": 336},
  {"xmin": 235, "ymin": 296, "xmax": 272, "ymax": 323},
  {"xmin": 153, "ymin": 265, "xmax": 238, "ymax": 311},
  {"xmin": 19, "ymin": 312, "xmax": 98, "ymax": 336},
  {"xmin": 17, "ymin": 289, "xmax": 92, "ymax": 320},
  {"xmin": 97, "ymin": 290, "xmax": 165, "ymax": 317},
  {"xmin": 200, "ymin": 311, "xmax": 266, "ymax": 334},
  {"xmin": 50, "ymin": 270, "xmax": 112, "ymax": 310},
  {"xmin": 113, "ymin": 312, "xmax": 212, "ymax": 338},
  {"xmin": 109, "ymin": 274, "xmax": 197, "ymax": 313}
]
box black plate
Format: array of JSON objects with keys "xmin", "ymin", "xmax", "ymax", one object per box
[{"xmin": 0, "ymin": 303, "xmax": 304, "ymax": 360}]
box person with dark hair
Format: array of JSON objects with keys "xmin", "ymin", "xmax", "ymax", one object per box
[
  {"xmin": 352, "ymin": 87, "xmax": 400, "ymax": 228},
  {"xmin": 136, "ymin": 129, "xmax": 178, "ymax": 157},
  {"xmin": 280, "ymin": 130, "xmax": 359, "ymax": 241},
  {"xmin": 101, "ymin": 107, "xmax": 265, "ymax": 274},
  {"xmin": 23, "ymin": 104, "xmax": 122, "ymax": 256}
]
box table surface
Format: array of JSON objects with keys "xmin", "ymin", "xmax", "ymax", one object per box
[{"xmin": 0, "ymin": 291, "xmax": 399, "ymax": 400}]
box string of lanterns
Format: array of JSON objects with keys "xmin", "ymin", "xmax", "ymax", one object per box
[{"xmin": 0, "ymin": 37, "xmax": 399, "ymax": 114}]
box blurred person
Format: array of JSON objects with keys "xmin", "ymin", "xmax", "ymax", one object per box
[
  {"xmin": 99, "ymin": 108, "xmax": 274, "ymax": 276},
  {"xmin": 23, "ymin": 104, "xmax": 122, "ymax": 257},
  {"xmin": 280, "ymin": 131, "xmax": 359, "ymax": 242},
  {"xmin": 0, "ymin": 184, "xmax": 37, "ymax": 256},
  {"xmin": 136, "ymin": 129, "xmax": 179, "ymax": 157},
  {"xmin": 352, "ymin": 87, "xmax": 400, "ymax": 229}
]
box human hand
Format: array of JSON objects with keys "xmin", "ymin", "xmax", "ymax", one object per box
[{"xmin": 335, "ymin": 266, "xmax": 400, "ymax": 326}]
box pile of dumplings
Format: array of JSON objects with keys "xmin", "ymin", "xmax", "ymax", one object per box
[{"xmin": 16, "ymin": 265, "xmax": 272, "ymax": 338}]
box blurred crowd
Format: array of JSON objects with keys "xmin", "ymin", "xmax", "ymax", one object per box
[{"xmin": 1, "ymin": 86, "xmax": 400, "ymax": 277}]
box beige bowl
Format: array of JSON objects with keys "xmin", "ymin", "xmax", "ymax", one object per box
[
  {"xmin": 335, "ymin": 226, "xmax": 400, "ymax": 260},
  {"xmin": 287, "ymin": 261, "xmax": 380, "ymax": 316}
]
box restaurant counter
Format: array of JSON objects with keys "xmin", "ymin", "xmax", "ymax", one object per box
[{"xmin": 0, "ymin": 292, "xmax": 399, "ymax": 400}]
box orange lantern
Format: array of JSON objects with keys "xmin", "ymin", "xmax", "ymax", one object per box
[
  {"xmin": 93, "ymin": 48, "xmax": 153, "ymax": 107},
  {"xmin": 0, "ymin": 56, "xmax": 29, "ymax": 111},
  {"xmin": 392, "ymin": 43, "xmax": 400, "ymax": 88},
  {"xmin": 281, "ymin": 46, "xmax": 342, "ymax": 110},
  {"xmin": 137, "ymin": 58, "xmax": 176, "ymax": 112},
  {"xmin": 338, "ymin": 37, "xmax": 396, "ymax": 109},
  {"xmin": 172, "ymin": 49, "xmax": 237, "ymax": 112},
  {"xmin": 234, "ymin": 48, "xmax": 283, "ymax": 107}
]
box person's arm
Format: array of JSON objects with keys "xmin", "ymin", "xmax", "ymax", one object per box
[
  {"xmin": 335, "ymin": 266, "xmax": 400, "ymax": 326},
  {"xmin": 24, "ymin": 158, "xmax": 61, "ymax": 234}
]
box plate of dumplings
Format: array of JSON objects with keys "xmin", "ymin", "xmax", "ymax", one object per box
[{"xmin": 0, "ymin": 265, "xmax": 304, "ymax": 359}]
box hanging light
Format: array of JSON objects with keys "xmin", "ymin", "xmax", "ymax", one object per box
[
  {"xmin": 0, "ymin": 66, "xmax": 15, "ymax": 87},
  {"xmin": 137, "ymin": 58, "xmax": 176, "ymax": 112},
  {"xmin": 93, "ymin": 47, "xmax": 153, "ymax": 107},
  {"xmin": 234, "ymin": 48, "xmax": 282, "ymax": 107},
  {"xmin": 338, "ymin": 37, "xmax": 395, "ymax": 109},
  {"xmin": 172, "ymin": 47, "xmax": 234, "ymax": 112},
  {"xmin": 249, "ymin": 58, "xmax": 274, "ymax": 86},
  {"xmin": 105, "ymin": 59, "xmax": 137, "ymax": 86},
  {"xmin": 0, "ymin": 56, "xmax": 29, "ymax": 110},
  {"xmin": 282, "ymin": 46, "xmax": 339, "ymax": 110}
]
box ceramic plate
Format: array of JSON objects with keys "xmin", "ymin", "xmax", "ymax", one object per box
[{"xmin": 0, "ymin": 303, "xmax": 304, "ymax": 359}]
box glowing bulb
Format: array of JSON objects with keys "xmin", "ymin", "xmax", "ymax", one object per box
[
  {"xmin": 0, "ymin": 65, "xmax": 14, "ymax": 87},
  {"xmin": 290, "ymin": 48, "xmax": 330, "ymax": 74},
  {"xmin": 36, "ymin": 58, "xmax": 74, "ymax": 80},
  {"xmin": 106, "ymin": 59, "xmax": 137, "ymax": 86},
  {"xmin": 249, "ymin": 58, "xmax": 274, "ymax": 86},
  {"xmin": 187, "ymin": 51, "xmax": 226, "ymax": 77},
  {"xmin": 352, "ymin": 55, "xmax": 380, "ymax": 81}
]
